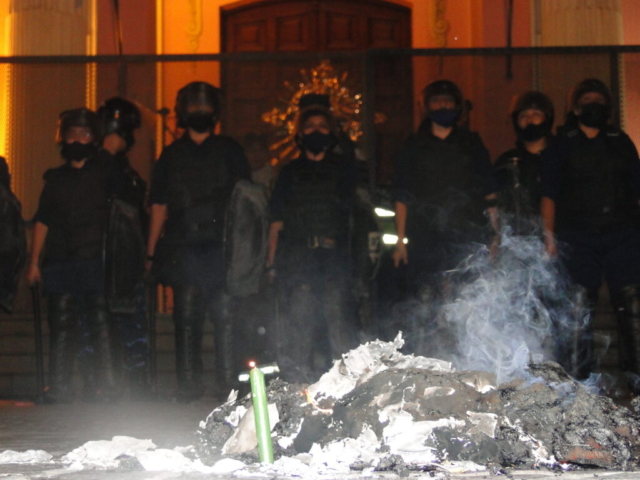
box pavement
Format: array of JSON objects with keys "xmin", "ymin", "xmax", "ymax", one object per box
[{"xmin": 0, "ymin": 397, "xmax": 639, "ymax": 480}]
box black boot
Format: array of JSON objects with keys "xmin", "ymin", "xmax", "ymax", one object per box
[
  {"xmin": 173, "ymin": 286, "xmax": 205, "ymax": 402},
  {"xmin": 279, "ymin": 284, "xmax": 317, "ymax": 384},
  {"xmin": 86, "ymin": 294, "xmax": 120, "ymax": 402},
  {"xmin": 44, "ymin": 294, "xmax": 77, "ymax": 403},
  {"xmin": 211, "ymin": 292, "xmax": 240, "ymax": 395},
  {"xmin": 618, "ymin": 285, "xmax": 640, "ymax": 392}
]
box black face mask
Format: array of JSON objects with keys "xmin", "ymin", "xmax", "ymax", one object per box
[
  {"xmin": 61, "ymin": 142, "xmax": 96, "ymax": 162},
  {"xmin": 185, "ymin": 112, "xmax": 215, "ymax": 133},
  {"xmin": 518, "ymin": 123, "xmax": 548, "ymax": 143},
  {"xmin": 301, "ymin": 130, "xmax": 334, "ymax": 155},
  {"xmin": 428, "ymin": 108, "xmax": 459, "ymax": 127},
  {"xmin": 578, "ymin": 102, "xmax": 610, "ymax": 129}
]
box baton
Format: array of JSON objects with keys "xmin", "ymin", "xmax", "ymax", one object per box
[
  {"xmin": 30, "ymin": 283, "xmax": 45, "ymax": 403},
  {"xmin": 146, "ymin": 282, "xmax": 158, "ymax": 394}
]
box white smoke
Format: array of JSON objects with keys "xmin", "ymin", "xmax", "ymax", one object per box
[{"xmin": 442, "ymin": 226, "xmax": 583, "ymax": 384}]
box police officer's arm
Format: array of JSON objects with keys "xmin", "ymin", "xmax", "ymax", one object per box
[
  {"xmin": 145, "ymin": 151, "xmax": 170, "ymax": 270},
  {"xmin": 539, "ymin": 140, "xmax": 564, "ymax": 257},
  {"xmin": 26, "ymin": 178, "xmax": 55, "ymax": 284},
  {"xmin": 471, "ymin": 133, "xmax": 500, "ymax": 235},
  {"xmin": 146, "ymin": 204, "xmax": 167, "ymax": 270},
  {"xmin": 393, "ymin": 202, "xmax": 408, "ymax": 267},
  {"xmin": 540, "ymin": 197, "xmax": 557, "ymax": 256},
  {"xmin": 392, "ymin": 137, "xmax": 416, "ymax": 268},
  {"xmin": 25, "ymin": 221, "xmax": 47, "ymax": 285},
  {"xmin": 266, "ymin": 164, "xmax": 291, "ymax": 272}
]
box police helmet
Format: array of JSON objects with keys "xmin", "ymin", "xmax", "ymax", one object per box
[
  {"xmin": 511, "ymin": 91, "xmax": 555, "ymax": 131},
  {"xmin": 299, "ymin": 93, "xmax": 331, "ymax": 110},
  {"xmin": 571, "ymin": 78, "xmax": 612, "ymax": 109},
  {"xmin": 56, "ymin": 108, "xmax": 102, "ymax": 145},
  {"xmin": 422, "ymin": 80, "xmax": 464, "ymax": 113},
  {"xmin": 175, "ymin": 81, "xmax": 222, "ymax": 129},
  {"xmin": 97, "ymin": 97, "xmax": 141, "ymax": 150}
]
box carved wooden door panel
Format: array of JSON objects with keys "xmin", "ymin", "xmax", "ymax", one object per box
[{"xmin": 221, "ymin": 0, "xmax": 412, "ymax": 184}]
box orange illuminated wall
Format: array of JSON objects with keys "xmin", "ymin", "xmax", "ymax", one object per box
[{"xmin": 0, "ymin": 0, "xmax": 10, "ymax": 165}]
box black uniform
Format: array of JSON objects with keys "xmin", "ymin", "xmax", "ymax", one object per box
[
  {"xmin": 149, "ymin": 133, "xmax": 250, "ymax": 397},
  {"xmin": 0, "ymin": 157, "xmax": 26, "ymax": 313},
  {"xmin": 34, "ymin": 150, "xmax": 126, "ymax": 402},
  {"xmin": 77, "ymin": 149, "xmax": 149, "ymax": 399},
  {"xmin": 394, "ymin": 123, "xmax": 497, "ymax": 290},
  {"xmin": 392, "ymin": 122, "xmax": 497, "ymax": 356},
  {"xmin": 542, "ymin": 124, "xmax": 640, "ymax": 377},
  {"xmin": 270, "ymin": 152, "xmax": 359, "ymax": 383},
  {"xmin": 543, "ymin": 125, "xmax": 640, "ymax": 298}
]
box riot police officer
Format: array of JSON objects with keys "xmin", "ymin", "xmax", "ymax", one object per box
[
  {"xmin": 26, "ymin": 108, "xmax": 124, "ymax": 403},
  {"xmin": 392, "ymin": 80, "xmax": 498, "ymax": 356},
  {"xmin": 97, "ymin": 97, "xmax": 149, "ymax": 398},
  {"xmin": 541, "ymin": 79, "xmax": 640, "ymax": 383},
  {"xmin": 145, "ymin": 82, "xmax": 251, "ymax": 402},
  {"xmin": 267, "ymin": 104, "xmax": 359, "ymax": 383},
  {"xmin": 0, "ymin": 157, "xmax": 26, "ymax": 313},
  {"xmin": 495, "ymin": 91, "xmax": 555, "ymax": 234}
]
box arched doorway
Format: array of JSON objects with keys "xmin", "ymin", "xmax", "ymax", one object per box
[{"xmin": 221, "ymin": 0, "xmax": 412, "ymax": 183}]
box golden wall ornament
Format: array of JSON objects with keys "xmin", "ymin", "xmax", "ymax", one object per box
[
  {"xmin": 262, "ymin": 60, "xmax": 386, "ymax": 164},
  {"xmin": 432, "ymin": 0, "xmax": 450, "ymax": 48},
  {"xmin": 185, "ymin": 0, "xmax": 203, "ymax": 52}
]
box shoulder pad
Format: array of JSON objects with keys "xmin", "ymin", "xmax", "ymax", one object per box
[{"xmin": 43, "ymin": 165, "xmax": 66, "ymax": 181}]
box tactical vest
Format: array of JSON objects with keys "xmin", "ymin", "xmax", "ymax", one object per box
[
  {"xmin": 282, "ymin": 158, "xmax": 347, "ymax": 240},
  {"xmin": 559, "ymin": 128, "xmax": 637, "ymax": 227},
  {"xmin": 495, "ymin": 146, "xmax": 543, "ymax": 217},
  {"xmin": 42, "ymin": 157, "xmax": 111, "ymax": 262},
  {"xmin": 409, "ymin": 132, "xmax": 485, "ymax": 232},
  {"xmin": 163, "ymin": 138, "xmax": 232, "ymax": 244}
]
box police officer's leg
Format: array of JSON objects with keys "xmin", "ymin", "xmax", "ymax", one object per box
[
  {"xmin": 603, "ymin": 227, "xmax": 640, "ymax": 388},
  {"xmin": 116, "ymin": 282, "xmax": 152, "ymax": 399},
  {"xmin": 321, "ymin": 249, "xmax": 358, "ymax": 364},
  {"xmin": 323, "ymin": 280, "xmax": 357, "ymax": 363},
  {"xmin": 209, "ymin": 290, "xmax": 238, "ymax": 393},
  {"xmin": 85, "ymin": 292, "xmax": 119, "ymax": 401},
  {"xmin": 567, "ymin": 285, "xmax": 598, "ymax": 379},
  {"xmin": 45, "ymin": 293, "xmax": 77, "ymax": 403},
  {"xmin": 173, "ymin": 285, "xmax": 205, "ymax": 401},
  {"xmin": 278, "ymin": 279, "xmax": 318, "ymax": 384},
  {"xmin": 556, "ymin": 231, "xmax": 602, "ymax": 379},
  {"xmin": 617, "ymin": 286, "xmax": 640, "ymax": 379}
]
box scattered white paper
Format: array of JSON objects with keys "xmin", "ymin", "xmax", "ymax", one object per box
[{"xmin": 0, "ymin": 449, "xmax": 52, "ymax": 464}]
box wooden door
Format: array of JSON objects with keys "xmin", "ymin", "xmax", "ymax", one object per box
[{"xmin": 221, "ymin": 0, "xmax": 412, "ymax": 184}]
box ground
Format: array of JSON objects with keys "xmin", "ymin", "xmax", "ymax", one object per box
[{"xmin": 0, "ymin": 397, "xmax": 639, "ymax": 480}]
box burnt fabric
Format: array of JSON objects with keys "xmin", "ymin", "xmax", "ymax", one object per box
[{"xmin": 0, "ymin": 160, "xmax": 26, "ymax": 313}]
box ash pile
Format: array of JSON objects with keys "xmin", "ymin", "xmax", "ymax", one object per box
[{"xmin": 196, "ymin": 335, "xmax": 640, "ymax": 475}]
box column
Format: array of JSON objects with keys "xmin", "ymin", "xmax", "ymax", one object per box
[{"xmin": 7, "ymin": 0, "xmax": 92, "ymax": 218}]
